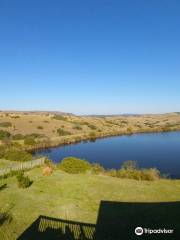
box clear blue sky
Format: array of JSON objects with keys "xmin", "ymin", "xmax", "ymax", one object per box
[{"xmin": 0, "ymin": 0, "xmax": 180, "ymax": 115}]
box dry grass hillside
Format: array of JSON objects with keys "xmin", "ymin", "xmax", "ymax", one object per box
[{"xmin": 0, "ymin": 112, "xmax": 180, "ymax": 150}]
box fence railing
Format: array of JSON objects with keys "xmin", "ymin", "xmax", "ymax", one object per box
[{"xmin": 0, "ymin": 158, "xmax": 45, "ymax": 176}]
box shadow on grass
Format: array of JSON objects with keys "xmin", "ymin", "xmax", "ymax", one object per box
[
  {"xmin": 0, "ymin": 210, "xmax": 13, "ymax": 226},
  {"xmin": 17, "ymin": 201, "xmax": 180, "ymax": 240},
  {"xmin": 0, "ymin": 183, "xmax": 7, "ymax": 191},
  {"xmin": 17, "ymin": 215, "xmax": 96, "ymax": 240}
]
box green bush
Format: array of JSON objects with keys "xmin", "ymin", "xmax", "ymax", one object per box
[
  {"xmin": 24, "ymin": 137, "xmax": 36, "ymax": 145},
  {"xmin": 0, "ymin": 122, "xmax": 12, "ymax": 128},
  {"xmin": 53, "ymin": 115, "xmax": 67, "ymax": 121},
  {"xmin": 16, "ymin": 172, "xmax": 32, "ymax": 188},
  {"xmin": 0, "ymin": 145, "xmax": 7, "ymax": 158},
  {"xmin": 0, "ymin": 130, "xmax": 11, "ymax": 140},
  {"xmin": 4, "ymin": 149, "xmax": 32, "ymax": 162},
  {"xmin": 0, "ymin": 170, "xmax": 24, "ymax": 180},
  {"xmin": 58, "ymin": 157, "xmax": 91, "ymax": 174},
  {"xmin": 57, "ymin": 128, "xmax": 71, "ymax": 136}
]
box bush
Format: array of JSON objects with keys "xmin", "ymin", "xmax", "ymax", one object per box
[
  {"xmin": 25, "ymin": 133, "xmax": 45, "ymax": 138},
  {"xmin": 53, "ymin": 115, "xmax": 67, "ymax": 121},
  {"xmin": 89, "ymin": 132, "xmax": 97, "ymax": 139},
  {"xmin": 12, "ymin": 134, "xmax": 24, "ymax": 140},
  {"xmin": 88, "ymin": 124, "xmax": 97, "ymax": 130},
  {"xmin": 117, "ymin": 168, "xmax": 142, "ymax": 180},
  {"xmin": 117, "ymin": 160, "xmax": 160, "ymax": 181},
  {"xmin": 0, "ymin": 145, "xmax": 7, "ymax": 158},
  {"xmin": 58, "ymin": 157, "xmax": 91, "ymax": 174},
  {"xmin": 0, "ymin": 130, "xmax": 11, "ymax": 140},
  {"xmin": 121, "ymin": 160, "xmax": 137, "ymax": 170},
  {"xmin": 126, "ymin": 127, "xmax": 133, "ymax": 134},
  {"xmin": 11, "ymin": 115, "xmax": 20, "ymax": 118},
  {"xmin": 106, "ymin": 169, "xmax": 117, "ymax": 177},
  {"xmin": 141, "ymin": 168, "xmax": 160, "ymax": 181},
  {"xmin": 4, "ymin": 149, "xmax": 32, "ymax": 162},
  {"xmin": 91, "ymin": 163, "xmax": 105, "ymax": 174},
  {"xmin": 37, "ymin": 126, "xmax": 44, "ymax": 130},
  {"xmin": 0, "ymin": 122, "xmax": 12, "ymax": 128},
  {"xmin": 73, "ymin": 124, "xmax": 82, "ymax": 130},
  {"xmin": 57, "ymin": 128, "xmax": 71, "ymax": 136},
  {"xmin": 24, "ymin": 136, "xmax": 36, "ymax": 145},
  {"xmin": 17, "ymin": 172, "xmax": 32, "ymax": 188}
]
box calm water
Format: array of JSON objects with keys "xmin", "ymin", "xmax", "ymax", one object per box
[{"xmin": 34, "ymin": 131, "xmax": 180, "ymax": 178}]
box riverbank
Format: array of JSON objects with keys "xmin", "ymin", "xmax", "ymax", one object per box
[{"xmin": 22, "ymin": 127, "xmax": 180, "ymax": 153}]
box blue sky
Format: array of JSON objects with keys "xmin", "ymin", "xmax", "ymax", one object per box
[{"xmin": 0, "ymin": 0, "xmax": 180, "ymax": 115}]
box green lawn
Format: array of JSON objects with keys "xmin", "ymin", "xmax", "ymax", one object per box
[
  {"xmin": 0, "ymin": 159, "xmax": 19, "ymax": 168},
  {"xmin": 1, "ymin": 167, "xmax": 180, "ymax": 239}
]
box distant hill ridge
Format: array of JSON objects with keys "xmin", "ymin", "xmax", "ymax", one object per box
[{"xmin": 0, "ymin": 110, "xmax": 74, "ymax": 116}]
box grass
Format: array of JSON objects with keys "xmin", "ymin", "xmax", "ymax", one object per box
[
  {"xmin": 0, "ymin": 159, "xmax": 19, "ymax": 168},
  {"xmin": 0, "ymin": 167, "xmax": 180, "ymax": 239},
  {"xmin": 0, "ymin": 112, "xmax": 180, "ymax": 239}
]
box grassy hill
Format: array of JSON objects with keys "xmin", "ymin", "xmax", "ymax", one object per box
[{"xmin": 0, "ymin": 112, "xmax": 180, "ymax": 150}]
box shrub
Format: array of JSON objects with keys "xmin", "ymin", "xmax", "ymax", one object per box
[
  {"xmin": 88, "ymin": 124, "xmax": 97, "ymax": 130},
  {"xmin": 37, "ymin": 126, "xmax": 43, "ymax": 130},
  {"xmin": 12, "ymin": 134, "xmax": 24, "ymax": 140},
  {"xmin": 57, "ymin": 128, "xmax": 71, "ymax": 136},
  {"xmin": 91, "ymin": 163, "xmax": 105, "ymax": 174},
  {"xmin": 0, "ymin": 130, "xmax": 11, "ymax": 140},
  {"xmin": 73, "ymin": 124, "xmax": 82, "ymax": 130},
  {"xmin": 53, "ymin": 115, "xmax": 67, "ymax": 121},
  {"xmin": 117, "ymin": 168, "xmax": 142, "ymax": 180},
  {"xmin": 12, "ymin": 115, "xmax": 20, "ymax": 118},
  {"xmin": 4, "ymin": 149, "xmax": 32, "ymax": 162},
  {"xmin": 25, "ymin": 133, "xmax": 45, "ymax": 138},
  {"xmin": 0, "ymin": 145, "xmax": 7, "ymax": 158},
  {"xmin": 121, "ymin": 160, "xmax": 137, "ymax": 170},
  {"xmin": 107, "ymin": 169, "xmax": 117, "ymax": 177},
  {"xmin": 0, "ymin": 169, "xmax": 24, "ymax": 180},
  {"xmin": 89, "ymin": 132, "xmax": 97, "ymax": 139},
  {"xmin": 117, "ymin": 161, "xmax": 160, "ymax": 181},
  {"xmin": 58, "ymin": 157, "xmax": 91, "ymax": 174},
  {"xmin": 0, "ymin": 122, "xmax": 12, "ymax": 128},
  {"xmin": 141, "ymin": 168, "xmax": 160, "ymax": 181},
  {"xmin": 126, "ymin": 127, "xmax": 133, "ymax": 134},
  {"xmin": 17, "ymin": 172, "xmax": 32, "ymax": 188},
  {"xmin": 24, "ymin": 137, "xmax": 36, "ymax": 145}
]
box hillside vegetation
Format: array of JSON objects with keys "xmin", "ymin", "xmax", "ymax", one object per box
[{"xmin": 0, "ymin": 112, "xmax": 180, "ymax": 151}]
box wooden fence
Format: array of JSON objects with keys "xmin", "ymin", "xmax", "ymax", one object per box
[{"xmin": 0, "ymin": 158, "xmax": 45, "ymax": 176}]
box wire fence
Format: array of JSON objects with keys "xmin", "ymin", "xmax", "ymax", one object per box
[{"xmin": 0, "ymin": 158, "xmax": 45, "ymax": 176}]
